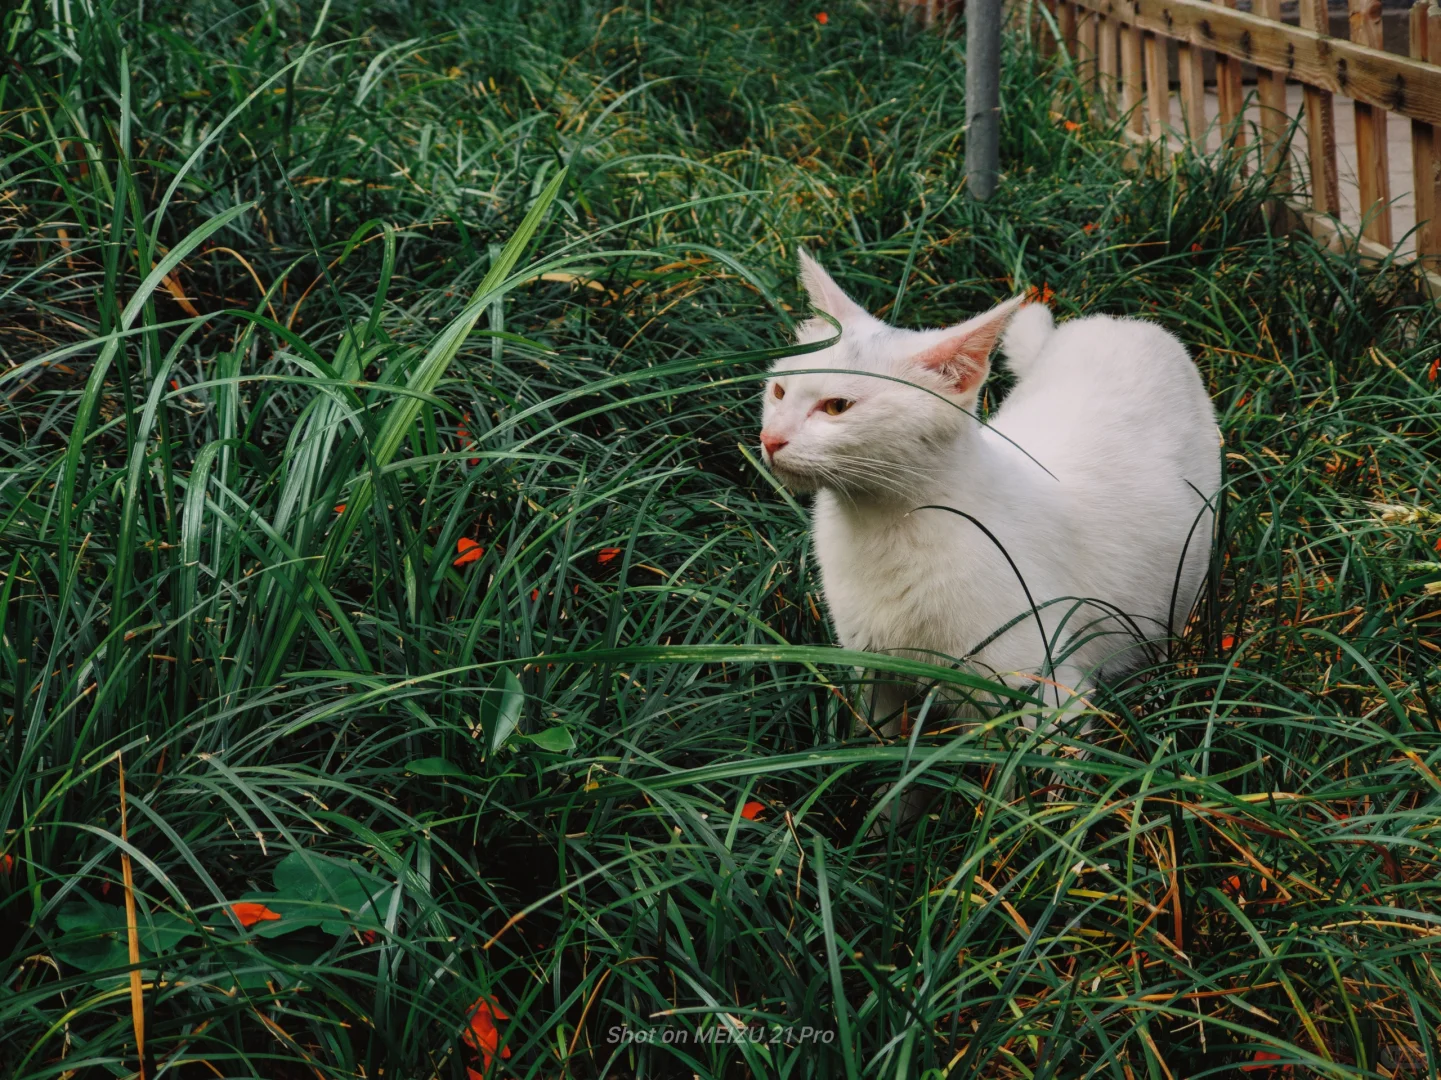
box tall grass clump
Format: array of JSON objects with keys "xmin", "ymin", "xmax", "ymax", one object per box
[{"xmin": 3, "ymin": 0, "xmax": 1441, "ymax": 1077}]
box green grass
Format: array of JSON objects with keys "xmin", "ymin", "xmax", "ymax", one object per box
[{"xmin": 3, "ymin": 0, "xmax": 1441, "ymax": 1077}]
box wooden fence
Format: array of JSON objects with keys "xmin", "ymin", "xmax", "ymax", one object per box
[
  {"xmin": 895, "ymin": 0, "xmax": 1441, "ymax": 289},
  {"xmin": 1034, "ymin": 0, "xmax": 1441, "ymax": 287}
]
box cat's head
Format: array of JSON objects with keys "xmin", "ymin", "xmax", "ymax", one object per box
[{"xmin": 759, "ymin": 250, "xmax": 1023, "ymax": 495}]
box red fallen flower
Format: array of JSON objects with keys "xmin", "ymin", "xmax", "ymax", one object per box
[
  {"xmin": 740, "ymin": 801, "xmax": 765, "ymax": 820},
  {"xmin": 231, "ymin": 901, "xmax": 282, "ymax": 928},
  {"xmin": 1221, "ymin": 874, "xmax": 1244, "ymax": 898},
  {"xmin": 816, "ymin": 11, "xmax": 828, "ymax": 23},
  {"xmin": 0, "ymin": 853, "xmax": 12, "ymax": 874},
  {"xmin": 1082, "ymin": 223, "xmax": 1096, "ymax": 234},
  {"xmin": 463, "ymin": 995, "xmax": 512, "ymax": 1071},
  {"xmin": 597, "ymin": 547, "xmax": 622, "ymax": 565},
  {"xmin": 361, "ymin": 929, "xmax": 379, "ymax": 944},
  {"xmin": 334, "ymin": 504, "xmax": 346, "ymax": 514},
  {"xmin": 1024, "ymin": 283, "xmax": 1055, "ymax": 306},
  {"xmin": 454, "ymin": 538, "xmax": 483, "ymax": 566},
  {"xmin": 1191, "ymin": 242, "xmax": 1203, "ymax": 252},
  {"xmin": 1434, "ymin": 536, "xmax": 1441, "ymax": 552},
  {"xmin": 169, "ymin": 379, "xmax": 180, "ymax": 391},
  {"xmin": 1429, "ymin": 356, "xmax": 1439, "ymax": 382},
  {"xmin": 1242, "ymin": 1051, "xmax": 1283, "ymax": 1072},
  {"xmin": 1062, "ymin": 119, "xmax": 1081, "ymax": 132},
  {"xmin": 530, "ymin": 588, "xmax": 540, "ymax": 602},
  {"xmin": 1221, "ymin": 634, "xmax": 1235, "ymax": 650}
]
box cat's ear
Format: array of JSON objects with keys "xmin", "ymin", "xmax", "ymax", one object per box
[
  {"xmin": 798, "ymin": 248, "xmax": 867, "ymax": 324},
  {"xmin": 913, "ymin": 295, "xmax": 1026, "ymax": 395}
]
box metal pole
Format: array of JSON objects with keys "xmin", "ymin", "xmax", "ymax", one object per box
[{"xmin": 965, "ymin": 0, "xmax": 1002, "ymax": 200}]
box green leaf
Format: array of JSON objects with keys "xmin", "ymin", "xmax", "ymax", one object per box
[
  {"xmin": 139, "ymin": 911, "xmax": 199, "ymax": 954},
  {"xmin": 404, "ymin": 757, "xmax": 468, "ymax": 778},
  {"xmin": 270, "ymin": 852, "xmax": 390, "ymax": 936},
  {"xmin": 519, "ymin": 726, "xmax": 576, "ymax": 753},
  {"xmin": 481, "ymin": 668, "xmax": 525, "ymax": 753},
  {"xmin": 53, "ymin": 899, "xmax": 130, "ymax": 972}
]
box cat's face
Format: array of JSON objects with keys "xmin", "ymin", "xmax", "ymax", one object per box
[{"xmin": 759, "ymin": 252, "xmax": 1022, "ymax": 496}]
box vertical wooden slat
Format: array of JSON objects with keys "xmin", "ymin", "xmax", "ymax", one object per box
[
  {"xmin": 1097, "ymin": 14, "xmax": 1119, "ymax": 120},
  {"xmin": 1121, "ymin": 21, "xmax": 1145, "ymax": 135},
  {"xmin": 1059, "ymin": 0, "xmax": 1079, "ymax": 63},
  {"xmin": 1255, "ymin": 0, "xmax": 1292, "ymax": 182},
  {"xmin": 1215, "ymin": 0, "xmax": 1247, "ymax": 153},
  {"xmin": 1299, "ymin": 0, "xmax": 1341, "ymax": 215},
  {"xmin": 1038, "ymin": 0, "xmax": 1059, "ymax": 57},
  {"xmin": 1177, "ymin": 39, "xmax": 1206, "ymax": 148},
  {"xmin": 1350, "ymin": 0, "xmax": 1394, "ymax": 246},
  {"xmin": 1415, "ymin": 3, "xmax": 1441, "ymax": 268},
  {"xmin": 1079, "ymin": 7, "xmax": 1100, "ymax": 96},
  {"xmin": 1144, "ymin": 31, "xmax": 1170, "ymax": 139}
]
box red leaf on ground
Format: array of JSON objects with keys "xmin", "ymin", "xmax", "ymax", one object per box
[
  {"xmin": 1241, "ymin": 1051, "xmax": 1283, "ymax": 1072},
  {"xmin": 740, "ymin": 801, "xmax": 765, "ymax": 820},
  {"xmin": 231, "ymin": 902, "xmax": 282, "ymax": 928},
  {"xmin": 463, "ymin": 995, "xmax": 512, "ymax": 1070},
  {"xmin": 454, "ymin": 538, "xmax": 483, "ymax": 566},
  {"xmin": 597, "ymin": 547, "xmax": 622, "ymax": 565}
]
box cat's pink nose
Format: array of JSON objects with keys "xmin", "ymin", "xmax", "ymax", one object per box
[{"xmin": 761, "ymin": 432, "xmax": 788, "ymax": 458}]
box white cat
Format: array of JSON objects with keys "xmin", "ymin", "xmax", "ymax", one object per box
[{"xmin": 760, "ymin": 252, "xmax": 1220, "ymax": 730}]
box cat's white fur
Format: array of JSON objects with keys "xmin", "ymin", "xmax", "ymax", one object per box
[{"xmin": 761, "ymin": 251, "xmax": 1219, "ymax": 720}]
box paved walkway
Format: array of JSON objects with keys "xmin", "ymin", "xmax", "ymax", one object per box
[{"xmin": 1175, "ymin": 84, "xmax": 1422, "ymax": 255}]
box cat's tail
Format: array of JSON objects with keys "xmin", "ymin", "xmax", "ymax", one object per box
[{"xmin": 1001, "ymin": 303, "xmax": 1055, "ymax": 379}]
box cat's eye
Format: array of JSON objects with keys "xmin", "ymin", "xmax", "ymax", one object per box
[
  {"xmin": 822, "ymin": 398, "xmax": 853, "ymax": 416},
  {"xmin": 772, "ymin": 383, "xmax": 784, "ymax": 400}
]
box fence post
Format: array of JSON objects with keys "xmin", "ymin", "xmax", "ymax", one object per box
[
  {"xmin": 1351, "ymin": 0, "xmax": 1394, "ymax": 245},
  {"xmin": 1255, "ymin": 0, "xmax": 1292, "ymax": 183},
  {"xmin": 1412, "ymin": 1, "xmax": 1441, "ymax": 269},
  {"xmin": 1299, "ymin": 0, "xmax": 1341, "ymax": 215},
  {"xmin": 966, "ymin": 0, "xmax": 1002, "ymax": 199}
]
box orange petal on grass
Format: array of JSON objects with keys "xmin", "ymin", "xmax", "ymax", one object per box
[
  {"xmin": 334, "ymin": 504, "xmax": 346, "ymax": 514},
  {"xmin": 740, "ymin": 801, "xmax": 765, "ymax": 820},
  {"xmin": 0, "ymin": 854, "xmax": 13, "ymax": 874},
  {"xmin": 530, "ymin": 588, "xmax": 540, "ymax": 602},
  {"xmin": 816, "ymin": 11, "xmax": 828, "ymax": 23},
  {"xmin": 1221, "ymin": 634, "xmax": 1235, "ymax": 650},
  {"xmin": 463, "ymin": 996, "xmax": 512, "ymax": 1069},
  {"xmin": 231, "ymin": 901, "xmax": 282, "ymax": 928},
  {"xmin": 597, "ymin": 547, "xmax": 622, "ymax": 565},
  {"xmin": 1242, "ymin": 1051, "xmax": 1282, "ymax": 1071},
  {"xmin": 1082, "ymin": 223, "xmax": 1096, "ymax": 234},
  {"xmin": 1063, "ymin": 119, "xmax": 1082, "ymax": 132},
  {"xmin": 454, "ymin": 538, "xmax": 483, "ymax": 566},
  {"xmin": 1429, "ymin": 357, "xmax": 1439, "ymax": 382}
]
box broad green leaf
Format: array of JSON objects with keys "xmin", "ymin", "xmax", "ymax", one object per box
[
  {"xmin": 405, "ymin": 757, "xmax": 468, "ymax": 778},
  {"xmin": 481, "ymin": 668, "xmax": 525, "ymax": 753},
  {"xmin": 520, "ymin": 726, "xmax": 576, "ymax": 753}
]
